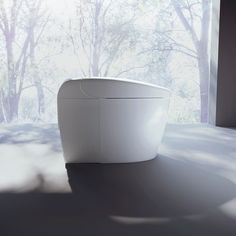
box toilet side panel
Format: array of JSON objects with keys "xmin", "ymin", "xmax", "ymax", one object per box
[
  {"xmin": 100, "ymin": 98, "xmax": 169, "ymax": 163},
  {"xmin": 58, "ymin": 99, "xmax": 100, "ymax": 163}
]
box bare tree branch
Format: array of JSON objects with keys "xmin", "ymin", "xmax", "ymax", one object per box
[
  {"xmin": 114, "ymin": 65, "xmax": 148, "ymax": 77},
  {"xmin": 171, "ymin": 0, "xmax": 199, "ymax": 50}
]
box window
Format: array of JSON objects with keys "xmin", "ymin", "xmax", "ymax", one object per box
[{"xmin": 0, "ymin": 0, "xmax": 212, "ymax": 123}]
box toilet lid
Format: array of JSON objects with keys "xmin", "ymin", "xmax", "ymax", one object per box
[{"xmin": 58, "ymin": 77, "xmax": 170, "ymax": 99}]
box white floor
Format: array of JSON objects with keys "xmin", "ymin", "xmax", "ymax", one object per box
[
  {"xmin": 162, "ymin": 124, "xmax": 236, "ymax": 186},
  {"xmin": 0, "ymin": 123, "xmax": 235, "ymax": 193},
  {"xmin": 0, "ymin": 124, "xmax": 236, "ymax": 235}
]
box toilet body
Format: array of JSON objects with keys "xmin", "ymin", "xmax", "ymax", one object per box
[{"xmin": 57, "ymin": 78, "xmax": 170, "ymax": 163}]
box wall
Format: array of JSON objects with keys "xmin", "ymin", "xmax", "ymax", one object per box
[{"xmin": 213, "ymin": 0, "xmax": 236, "ymax": 127}]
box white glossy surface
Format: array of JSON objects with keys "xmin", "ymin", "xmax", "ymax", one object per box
[
  {"xmin": 58, "ymin": 77, "xmax": 170, "ymax": 99},
  {"xmin": 58, "ymin": 78, "xmax": 170, "ymax": 163}
]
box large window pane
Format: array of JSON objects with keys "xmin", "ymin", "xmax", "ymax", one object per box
[{"xmin": 0, "ymin": 0, "xmax": 212, "ymax": 123}]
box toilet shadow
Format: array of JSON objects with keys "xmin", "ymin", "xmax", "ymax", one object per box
[
  {"xmin": 66, "ymin": 155, "xmax": 236, "ymax": 218},
  {"xmin": 1, "ymin": 155, "xmax": 236, "ymax": 236}
]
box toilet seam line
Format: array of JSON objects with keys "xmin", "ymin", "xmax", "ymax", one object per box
[{"xmin": 58, "ymin": 97, "xmax": 167, "ymax": 100}]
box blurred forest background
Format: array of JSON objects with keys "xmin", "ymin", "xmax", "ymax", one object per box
[{"xmin": 0, "ymin": 0, "xmax": 212, "ymax": 123}]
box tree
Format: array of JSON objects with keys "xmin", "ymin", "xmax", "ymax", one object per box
[
  {"xmin": 65, "ymin": 0, "xmax": 142, "ymax": 77},
  {"xmin": 0, "ymin": 0, "xmax": 49, "ymax": 122},
  {"xmin": 26, "ymin": 0, "xmax": 50, "ymax": 118},
  {"xmin": 170, "ymin": 0, "xmax": 211, "ymax": 122}
]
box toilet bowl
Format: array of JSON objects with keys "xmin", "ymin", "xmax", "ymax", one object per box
[{"xmin": 57, "ymin": 77, "xmax": 170, "ymax": 163}]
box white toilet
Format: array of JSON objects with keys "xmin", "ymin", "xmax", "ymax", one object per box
[{"xmin": 57, "ymin": 77, "xmax": 170, "ymax": 163}]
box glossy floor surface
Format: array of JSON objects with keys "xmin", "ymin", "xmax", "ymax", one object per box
[{"xmin": 0, "ymin": 124, "xmax": 236, "ymax": 236}]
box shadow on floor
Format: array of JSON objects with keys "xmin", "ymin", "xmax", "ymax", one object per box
[
  {"xmin": 1, "ymin": 155, "xmax": 236, "ymax": 236},
  {"xmin": 66, "ymin": 155, "xmax": 236, "ymax": 217}
]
